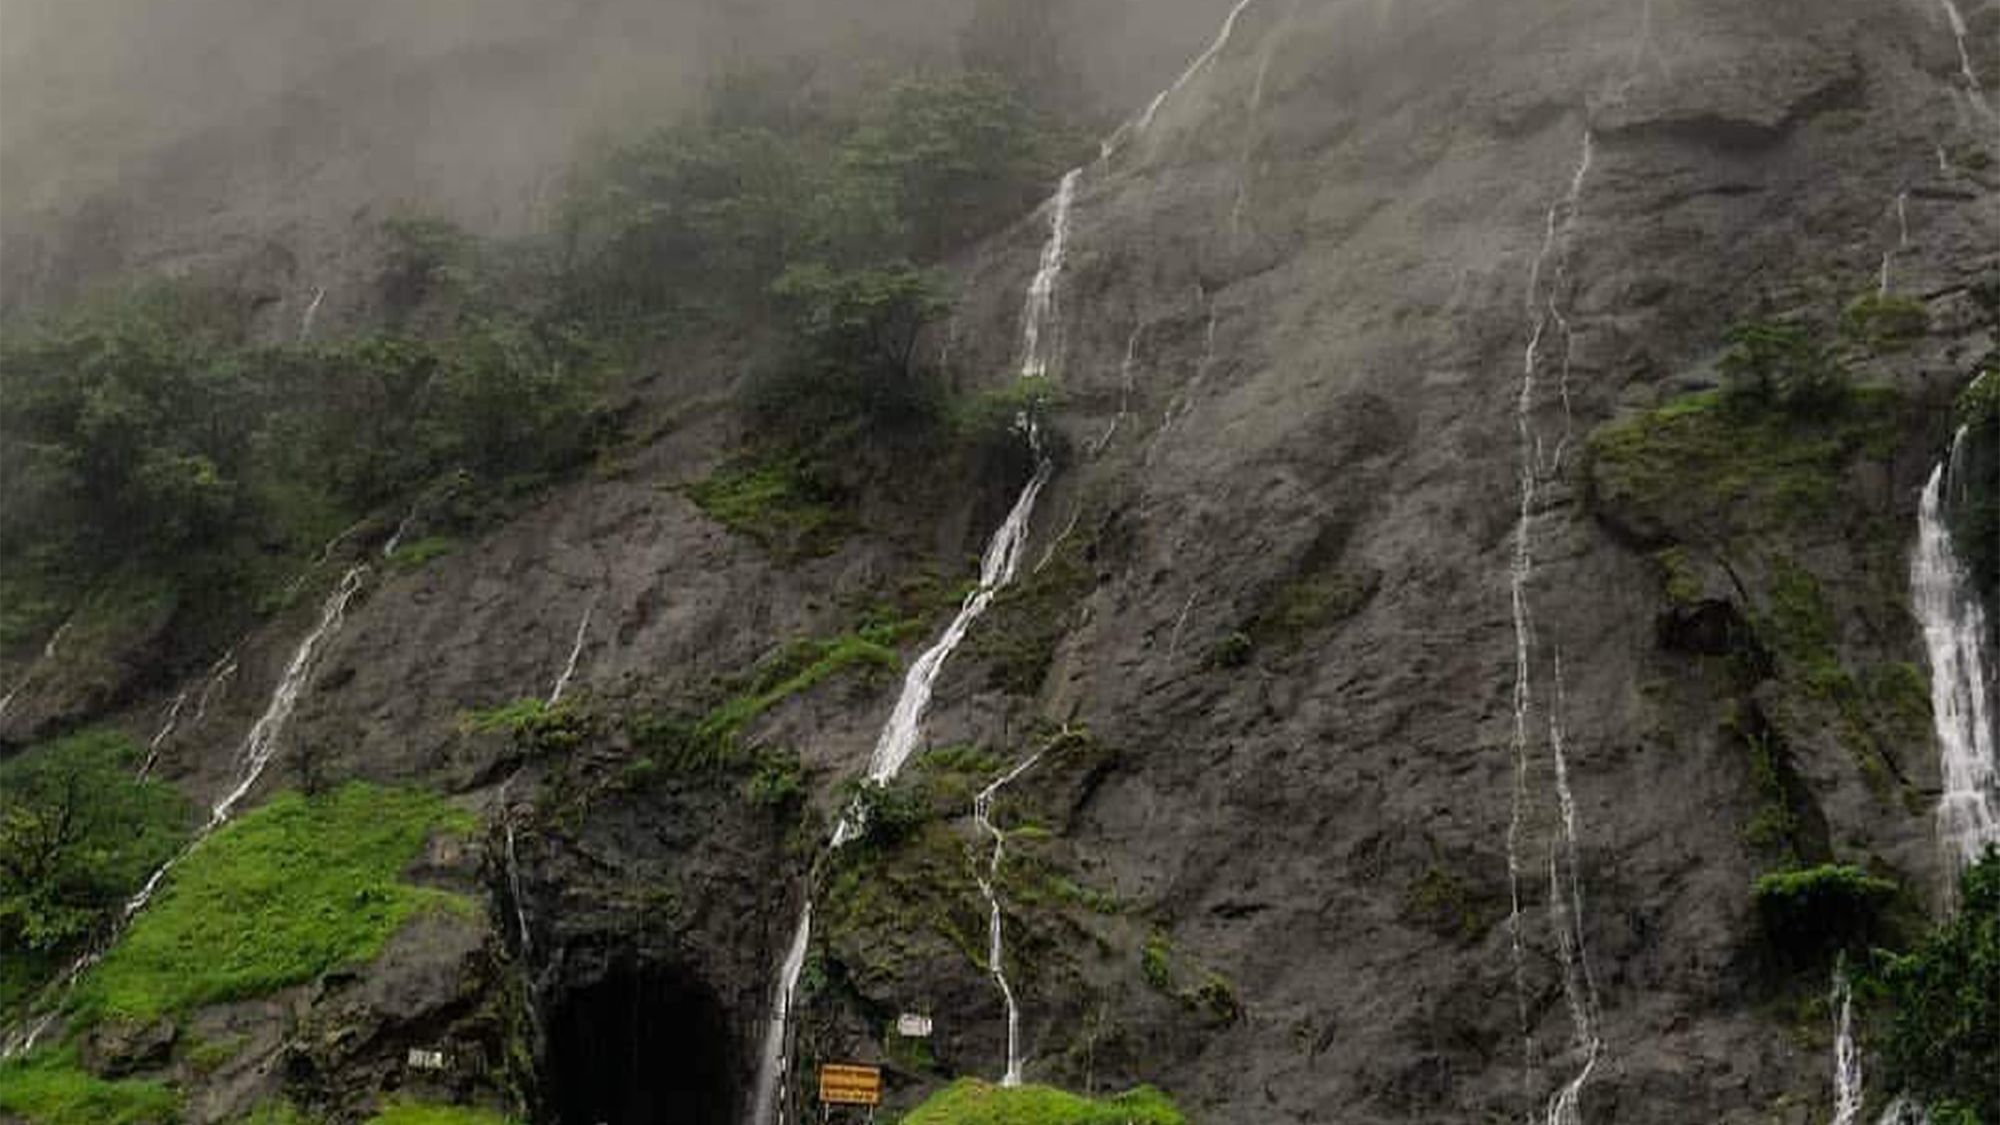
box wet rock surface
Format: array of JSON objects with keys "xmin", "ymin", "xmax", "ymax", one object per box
[{"xmin": 6, "ymin": 0, "xmax": 1998, "ymax": 1121}]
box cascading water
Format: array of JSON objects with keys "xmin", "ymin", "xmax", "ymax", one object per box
[
  {"xmin": 1910, "ymin": 427, "xmax": 1999, "ymax": 878},
  {"xmin": 749, "ymin": 164, "xmax": 1080, "ymax": 1125},
  {"xmin": 549, "ymin": 599, "xmax": 597, "ymax": 706},
  {"xmin": 1505, "ymin": 126, "xmax": 1601, "ymax": 1120},
  {"xmin": 1934, "ymin": 0, "xmax": 1995, "ymax": 120},
  {"xmin": 138, "ymin": 691, "xmax": 190, "ymax": 779},
  {"xmin": 381, "ymin": 506, "xmax": 418, "ymax": 559},
  {"xmin": 1830, "ymin": 967, "xmax": 1864, "ymax": 1125},
  {"xmin": 1879, "ymin": 192, "xmax": 1911, "ymax": 298},
  {"xmin": 299, "ymin": 286, "xmax": 327, "ymax": 343},
  {"xmin": 2, "ymin": 563, "xmax": 368, "ymax": 1058},
  {"xmin": 972, "ymin": 747, "xmax": 1051, "ymax": 1087}
]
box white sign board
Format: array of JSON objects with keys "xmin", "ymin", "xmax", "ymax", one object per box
[
  {"xmin": 407, "ymin": 1048, "xmax": 448, "ymax": 1071},
  {"xmin": 895, "ymin": 1013, "xmax": 933, "ymax": 1038}
]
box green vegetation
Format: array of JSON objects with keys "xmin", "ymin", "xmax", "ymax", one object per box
[
  {"xmin": 460, "ymin": 698, "xmax": 592, "ymax": 758},
  {"xmin": 691, "ymin": 624, "xmax": 908, "ymax": 753},
  {"xmin": 1254, "ymin": 566, "xmax": 1381, "ymax": 646},
  {"xmin": 0, "ymin": 1048, "xmax": 180, "ymax": 1125},
  {"xmin": 0, "ymin": 281, "xmax": 611, "ymax": 659},
  {"xmin": 365, "ymin": 1103, "xmax": 517, "ymax": 1125},
  {"xmin": 1752, "ymin": 864, "xmax": 1897, "ymax": 963},
  {"xmin": 0, "ymin": 731, "xmax": 193, "ymax": 1008},
  {"xmin": 687, "ymin": 459, "xmax": 851, "ymax": 559},
  {"xmin": 1718, "ymin": 318, "xmax": 1852, "ymax": 415},
  {"xmin": 386, "ymin": 536, "xmax": 457, "ymax": 570},
  {"xmin": 1588, "ymin": 384, "xmax": 1899, "ymax": 544},
  {"xmin": 963, "ymin": 523, "xmax": 1094, "ymax": 694},
  {"xmin": 73, "ymin": 784, "xmax": 472, "ymax": 1022},
  {"xmin": 1840, "ymin": 294, "xmax": 1929, "ymax": 349},
  {"xmin": 1137, "ymin": 930, "xmax": 1240, "ymax": 1025},
  {"xmin": 1874, "ymin": 850, "xmax": 2000, "ymax": 1120},
  {"xmin": 900, "ymin": 1079, "xmax": 1185, "ymax": 1125}
]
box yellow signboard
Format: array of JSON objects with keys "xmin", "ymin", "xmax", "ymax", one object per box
[{"xmin": 819, "ymin": 1063, "xmax": 883, "ymax": 1107}]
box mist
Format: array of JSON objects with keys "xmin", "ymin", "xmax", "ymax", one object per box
[{"xmin": 0, "ymin": 0, "xmax": 1237, "ymax": 313}]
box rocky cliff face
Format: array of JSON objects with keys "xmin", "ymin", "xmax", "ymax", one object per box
[{"xmin": 5, "ymin": 0, "xmax": 1997, "ymax": 1122}]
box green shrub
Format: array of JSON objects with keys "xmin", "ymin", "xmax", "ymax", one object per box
[
  {"xmin": 0, "ymin": 1048, "xmax": 180, "ymax": 1125},
  {"xmin": 73, "ymin": 785, "xmax": 472, "ymax": 1022},
  {"xmin": 687, "ymin": 459, "xmax": 851, "ymax": 559},
  {"xmin": 844, "ymin": 778, "xmax": 931, "ymax": 849},
  {"xmin": 1753, "ymin": 864, "xmax": 1897, "ymax": 962},
  {"xmin": 1840, "ymin": 294, "xmax": 1929, "ymax": 349},
  {"xmin": 1874, "ymin": 850, "xmax": 2000, "ymax": 1120},
  {"xmin": 460, "ymin": 698, "xmax": 591, "ymax": 758},
  {"xmin": 899, "ymin": 1079, "xmax": 1184, "ymax": 1125},
  {"xmin": 0, "ymin": 731, "xmax": 193, "ymax": 960},
  {"xmin": 1718, "ymin": 319, "xmax": 1850, "ymax": 416}
]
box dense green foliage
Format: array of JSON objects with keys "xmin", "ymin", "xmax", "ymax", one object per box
[
  {"xmin": 1718, "ymin": 318, "xmax": 1852, "ymax": 416},
  {"xmin": 687, "ymin": 459, "xmax": 852, "ymax": 559},
  {"xmin": 1753, "ymin": 864, "xmax": 1898, "ymax": 962},
  {"xmin": 899, "ymin": 1080, "xmax": 1185, "ymax": 1125},
  {"xmin": 0, "ymin": 1048, "xmax": 180, "ymax": 1125},
  {"xmin": 72, "ymin": 785, "xmax": 472, "ymax": 1022},
  {"xmin": 1875, "ymin": 851, "xmax": 2000, "ymax": 1120},
  {"xmin": 0, "ymin": 278, "xmax": 607, "ymax": 653},
  {"xmin": 0, "ymin": 731, "xmax": 192, "ymax": 990}
]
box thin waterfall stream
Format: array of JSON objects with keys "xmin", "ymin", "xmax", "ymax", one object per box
[
  {"xmin": 972, "ymin": 746, "xmax": 1052, "ymax": 1087},
  {"xmin": 1, "ymin": 562, "xmax": 367, "ymax": 1058},
  {"xmin": 749, "ymin": 164, "xmax": 1078, "ymax": 1125}
]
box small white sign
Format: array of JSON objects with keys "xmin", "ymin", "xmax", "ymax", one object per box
[
  {"xmin": 895, "ymin": 1013, "xmax": 933, "ymax": 1038},
  {"xmin": 407, "ymin": 1048, "xmax": 448, "ymax": 1071}
]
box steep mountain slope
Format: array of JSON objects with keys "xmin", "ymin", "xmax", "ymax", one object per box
[{"xmin": 2, "ymin": 0, "xmax": 1997, "ymax": 1123}]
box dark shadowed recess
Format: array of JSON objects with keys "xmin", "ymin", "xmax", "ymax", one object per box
[{"xmin": 546, "ymin": 961, "xmax": 736, "ymax": 1125}]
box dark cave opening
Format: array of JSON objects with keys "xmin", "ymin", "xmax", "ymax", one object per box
[{"xmin": 547, "ymin": 961, "xmax": 738, "ymax": 1125}]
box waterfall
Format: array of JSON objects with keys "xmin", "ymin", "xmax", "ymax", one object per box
[
  {"xmin": 2, "ymin": 564, "xmax": 367, "ymax": 1058},
  {"xmin": 749, "ymin": 167, "xmax": 1078, "ymax": 1125},
  {"xmin": 1935, "ymin": 0, "xmax": 1995, "ymax": 121},
  {"xmin": 191, "ymin": 650, "xmax": 240, "ymax": 727},
  {"xmin": 381, "ymin": 506, "xmax": 418, "ymax": 559},
  {"xmin": 973, "ymin": 747, "xmax": 1051, "ymax": 1087},
  {"xmin": 1506, "ymin": 126, "xmax": 1598, "ymax": 1117},
  {"xmin": 1830, "ymin": 968, "xmax": 1864, "ymax": 1125},
  {"xmin": 548, "ymin": 598, "xmax": 597, "ymax": 705},
  {"xmin": 1878, "ymin": 192, "xmax": 1911, "ymax": 298},
  {"xmin": 137, "ymin": 691, "xmax": 190, "ymax": 779},
  {"xmin": 208, "ymin": 566, "xmax": 367, "ymax": 829},
  {"xmin": 298, "ymin": 286, "xmax": 327, "ymax": 343},
  {"xmin": 1910, "ymin": 428, "xmax": 2000, "ymax": 878}
]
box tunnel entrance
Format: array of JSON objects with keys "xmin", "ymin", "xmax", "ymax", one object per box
[{"xmin": 546, "ymin": 960, "xmax": 738, "ymax": 1125}]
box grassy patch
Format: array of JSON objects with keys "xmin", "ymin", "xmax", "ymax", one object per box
[
  {"xmin": 0, "ymin": 1048, "xmax": 180, "ymax": 1125},
  {"xmin": 386, "ymin": 536, "xmax": 458, "ymax": 570},
  {"xmin": 1586, "ymin": 386, "xmax": 1899, "ymax": 545},
  {"xmin": 73, "ymin": 784, "xmax": 473, "ymax": 1023},
  {"xmin": 900, "ymin": 1079, "xmax": 1185, "ymax": 1125},
  {"xmin": 1402, "ymin": 865, "xmax": 1497, "ymax": 944},
  {"xmin": 366, "ymin": 1103, "xmax": 517, "ymax": 1125},
  {"xmin": 687, "ymin": 459, "xmax": 851, "ymax": 560}
]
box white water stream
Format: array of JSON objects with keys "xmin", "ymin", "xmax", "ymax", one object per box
[
  {"xmin": 2, "ymin": 564, "xmax": 367, "ymax": 1058},
  {"xmin": 549, "ymin": 599, "xmax": 597, "ymax": 706},
  {"xmin": 1911, "ymin": 428, "xmax": 2000, "ymax": 878},
  {"xmin": 1935, "ymin": 0, "xmax": 1995, "ymax": 121},
  {"xmin": 1830, "ymin": 967, "xmax": 1864, "ymax": 1125},
  {"xmin": 973, "ymin": 747, "xmax": 1051, "ymax": 1086},
  {"xmin": 1506, "ymin": 126, "xmax": 1600, "ymax": 1120},
  {"xmin": 749, "ymin": 164, "xmax": 1079, "ymax": 1125}
]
